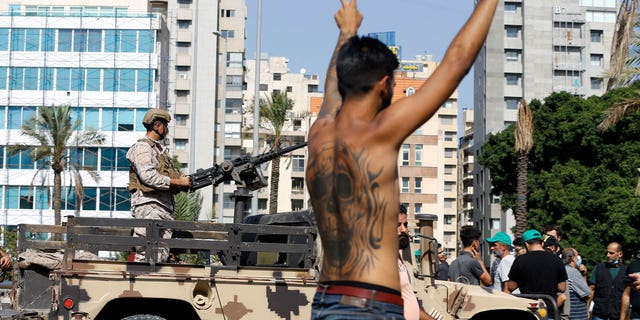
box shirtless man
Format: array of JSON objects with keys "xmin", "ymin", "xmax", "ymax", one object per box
[{"xmin": 307, "ymin": 0, "xmax": 497, "ymax": 318}]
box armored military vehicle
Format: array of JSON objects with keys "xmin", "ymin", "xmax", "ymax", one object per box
[{"xmin": 6, "ymin": 143, "xmax": 556, "ymax": 320}]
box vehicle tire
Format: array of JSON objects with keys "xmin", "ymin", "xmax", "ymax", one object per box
[{"xmin": 121, "ymin": 315, "xmax": 167, "ymax": 320}]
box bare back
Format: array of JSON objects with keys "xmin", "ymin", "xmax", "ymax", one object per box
[{"xmin": 307, "ymin": 115, "xmax": 402, "ymax": 291}]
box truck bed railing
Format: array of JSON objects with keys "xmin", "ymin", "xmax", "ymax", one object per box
[{"xmin": 18, "ymin": 216, "xmax": 318, "ymax": 276}]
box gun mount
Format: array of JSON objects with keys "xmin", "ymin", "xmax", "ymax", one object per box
[
  {"xmin": 189, "ymin": 141, "xmax": 307, "ymax": 191},
  {"xmin": 189, "ymin": 141, "xmax": 307, "ymax": 222}
]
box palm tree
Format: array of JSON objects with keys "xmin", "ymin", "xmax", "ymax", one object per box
[
  {"xmin": 514, "ymin": 99, "xmax": 533, "ymax": 236},
  {"xmin": 606, "ymin": 0, "xmax": 639, "ymax": 91},
  {"xmin": 256, "ymin": 91, "xmax": 295, "ymax": 214},
  {"xmin": 8, "ymin": 105, "xmax": 105, "ymax": 226}
]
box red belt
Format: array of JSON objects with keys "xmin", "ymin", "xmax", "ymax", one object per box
[{"xmin": 317, "ymin": 284, "xmax": 404, "ymax": 306}]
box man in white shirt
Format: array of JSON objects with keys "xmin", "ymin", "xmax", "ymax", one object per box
[{"xmin": 486, "ymin": 232, "xmax": 515, "ymax": 292}]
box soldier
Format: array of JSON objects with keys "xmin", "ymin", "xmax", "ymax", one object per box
[
  {"xmin": 307, "ymin": 0, "xmax": 498, "ymax": 318},
  {"xmin": 126, "ymin": 109, "xmax": 191, "ymax": 263}
]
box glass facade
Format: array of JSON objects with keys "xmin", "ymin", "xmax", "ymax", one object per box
[{"xmin": 0, "ymin": 6, "xmax": 157, "ymax": 221}]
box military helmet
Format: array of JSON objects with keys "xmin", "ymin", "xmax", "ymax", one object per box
[{"xmin": 142, "ymin": 109, "xmax": 172, "ymax": 125}]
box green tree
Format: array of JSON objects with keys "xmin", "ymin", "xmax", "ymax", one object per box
[
  {"xmin": 479, "ymin": 87, "xmax": 640, "ymax": 267},
  {"xmin": 8, "ymin": 105, "xmax": 105, "ymax": 226},
  {"xmin": 256, "ymin": 91, "xmax": 295, "ymax": 214}
]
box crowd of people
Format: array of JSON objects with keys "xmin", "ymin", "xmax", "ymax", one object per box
[{"xmin": 436, "ymin": 224, "xmax": 640, "ymax": 320}]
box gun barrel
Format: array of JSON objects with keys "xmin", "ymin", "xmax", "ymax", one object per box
[{"xmin": 249, "ymin": 141, "xmax": 307, "ymax": 165}]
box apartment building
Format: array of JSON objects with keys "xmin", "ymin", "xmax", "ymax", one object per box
[
  {"xmin": 458, "ymin": 108, "xmax": 474, "ymax": 230},
  {"xmin": 224, "ymin": 55, "xmax": 320, "ymax": 222},
  {"xmin": 394, "ymin": 54, "xmax": 460, "ymax": 258},
  {"xmin": 0, "ymin": 0, "xmax": 158, "ymax": 224},
  {"xmin": 473, "ymin": 0, "xmax": 617, "ymax": 241},
  {"xmin": 152, "ymin": 0, "xmax": 247, "ymax": 220}
]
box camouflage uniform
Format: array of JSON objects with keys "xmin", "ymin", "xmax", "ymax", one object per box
[{"xmin": 127, "ymin": 137, "xmax": 180, "ymax": 262}]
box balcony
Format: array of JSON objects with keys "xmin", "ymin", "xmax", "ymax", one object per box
[
  {"xmin": 553, "ymin": 62, "xmax": 585, "ymax": 71},
  {"xmin": 174, "ymin": 102, "xmax": 189, "ymax": 114},
  {"xmin": 175, "ymin": 78, "xmax": 191, "ymax": 91},
  {"xmin": 176, "ymin": 8, "xmax": 192, "ymax": 20},
  {"xmin": 176, "ymin": 54, "xmax": 191, "ymax": 66},
  {"xmin": 176, "ymin": 30, "xmax": 192, "ymax": 43}
]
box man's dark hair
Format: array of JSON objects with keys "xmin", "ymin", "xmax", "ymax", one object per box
[
  {"xmin": 459, "ymin": 226, "xmax": 481, "ymax": 248},
  {"xmin": 337, "ymin": 36, "xmax": 399, "ymax": 100},
  {"xmin": 513, "ymin": 237, "xmax": 524, "ymax": 247},
  {"xmin": 399, "ymin": 204, "xmax": 407, "ymax": 215},
  {"xmin": 525, "ymin": 238, "xmax": 543, "ymax": 246},
  {"xmin": 544, "ymin": 224, "xmax": 562, "ymax": 238}
]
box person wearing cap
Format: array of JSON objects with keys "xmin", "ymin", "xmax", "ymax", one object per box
[
  {"xmin": 507, "ymin": 229, "xmax": 567, "ymax": 319},
  {"xmin": 587, "ymin": 242, "xmax": 627, "ymax": 320},
  {"xmin": 486, "ymin": 232, "xmax": 514, "ymax": 292},
  {"xmin": 126, "ymin": 108, "xmax": 191, "ymax": 263},
  {"xmin": 449, "ymin": 226, "xmax": 492, "ymax": 286}
]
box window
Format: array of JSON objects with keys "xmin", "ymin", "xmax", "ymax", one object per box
[
  {"xmin": 273, "ymin": 73, "xmax": 282, "ymax": 81},
  {"xmin": 415, "ymin": 144, "xmax": 422, "ymax": 166},
  {"xmin": 308, "ymin": 84, "xmax": 319, "ymax": 93},
  {"xmin": 414, "ymin": 203, "xmax": 422, "ymax": 214},
  {"xmin": 505, "ymin": 49, "xmax": 519, "ymax": 61},
  {"xmin": 586, "ymin": 10, "xmax": 616, "ymax": 23},
  {"xmin": 440, "ymin": 115, "xmax": 454, "ymax": 125},
  {"xmin": 220, "ymin": 30, "xmax": 235, "ymax": 39},
  {"xmin": 221, "ymin": 9, "xmax": 236, "ymax": 17},
  {"xmin": 445, "ymin": 148, "xmax": 456, "ymax": 158},
  {"xmin": 444, "ymin": 165, "xmax": 455, "ymax": 175},
  {"xmin": 444, "ymin": 181, "xmax": 455, "ymax": 192},
  {"xmin": 444, "ymin": 131, "xmax": 456, "ymax": 142},
  {"xmin": 226, "ymin": 75, "xmax": 243, "ymax": 90},
  {"xmin": 414, "ymin": 178, "xmax": 422, "ymax": 193},
  {"xmin": 292, "ymin": 178, "xmax": 304, "ymax": 192},
  {"xmin": 178, "ymin": 21, "xmax": 191, "ymax": 29},
  {"xmin": 402, "ymin": 144, "xmax": 410, "ymax": 166},
  {"xmin": 490, "ymin": 219, "xmax": 501, "ymax": 229},
  {"xmin": 83, "ymin": 188, "xmax": 97, "ymax": 210},
  {"xmin": 442, "ymin": 100, "xmax": 453, "ymax": 109},
  {"xmin": 292, "ymin": 199, "xmax": 304, "ymax": 211},
  {"xmin": 286, "ymin": 86, "xmax": 293, "ymax": 93},
  {"xmin": 174, "ymin": 139, "xmax": 187, "ymax": 150},
  {"xmin": 590, "ymin": 54, "xmax": 603, "ymax": 67},
  {"xmin": 444, "ymin": 198, "xmax": 455, "ymax": 209},
  {"xmin": 444, "ymin": 215, "xmax": 454, "ymax": 225},
  {"xmin": 0, "ymin": 29, "xmax": 8, "ymax": 51},
  {"xmin": 506, "ymin": 26, "xmax": 520, "ymax": 38},
  {"xmin": 504, "ymin": 3, "xmax": 517, "ymax": 12},
  {"xmin": 505, "ymin": 73, "xmax": 521, "ymax": 86},
  {"xmin": 292, "ymin": 155, "xmax": 305, "ymax": 172},
  {"xmin": 590, "ymin": 30, "xmax": 603, "ymax": 43},
  {"xmin": 505, "ymin": 97, "xmax": 520, "ymax": 110},
  {"xmin": 259, "ymin": 83, "xmax": 268, "ymax": 91},
  {"xmin": 591, "ymin": 77, "xmax": 603, "ymax": 90},
  {"xmin": 227, "ymin": 52, "xmax": 243, "ymax": 68},
  {"xmin": 258, "ymin": 199, "xmax": 268, "ymax": 212},
  {"xmin": 175, "ymin": 115, "xmax": 188, "ymax": 126},
  {"xmin": 293, "ymin": 119, "xmax": 302, "ymax": 131},
  {"xmin": 401, "ymin": 178, "xmax": 409, "ymax": 193}
]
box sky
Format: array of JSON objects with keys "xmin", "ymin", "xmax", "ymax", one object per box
[{"xmin": 244, "ymin": 0, "xmax": 476, "ymax": 109}]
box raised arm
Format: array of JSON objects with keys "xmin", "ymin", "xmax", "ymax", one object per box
[
  {"xmin": 317, "ymin": 0, "xmax": 362, "ymax": 120},
  {"xmin": 380, "ymin": 0, "xmax": 498, "ymax": 142}
]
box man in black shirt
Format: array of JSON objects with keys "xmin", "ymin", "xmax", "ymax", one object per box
[
  {"xmin": 621, "ymin": 259, "xmax": 640, "ymax": 320},
  {"xmin": 506, "ymin": 229, "xmax": 567, "ymax": 319},
  {"xmin": 588, "ymin": 242, "xmax": 627, "ymax": 320}
]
